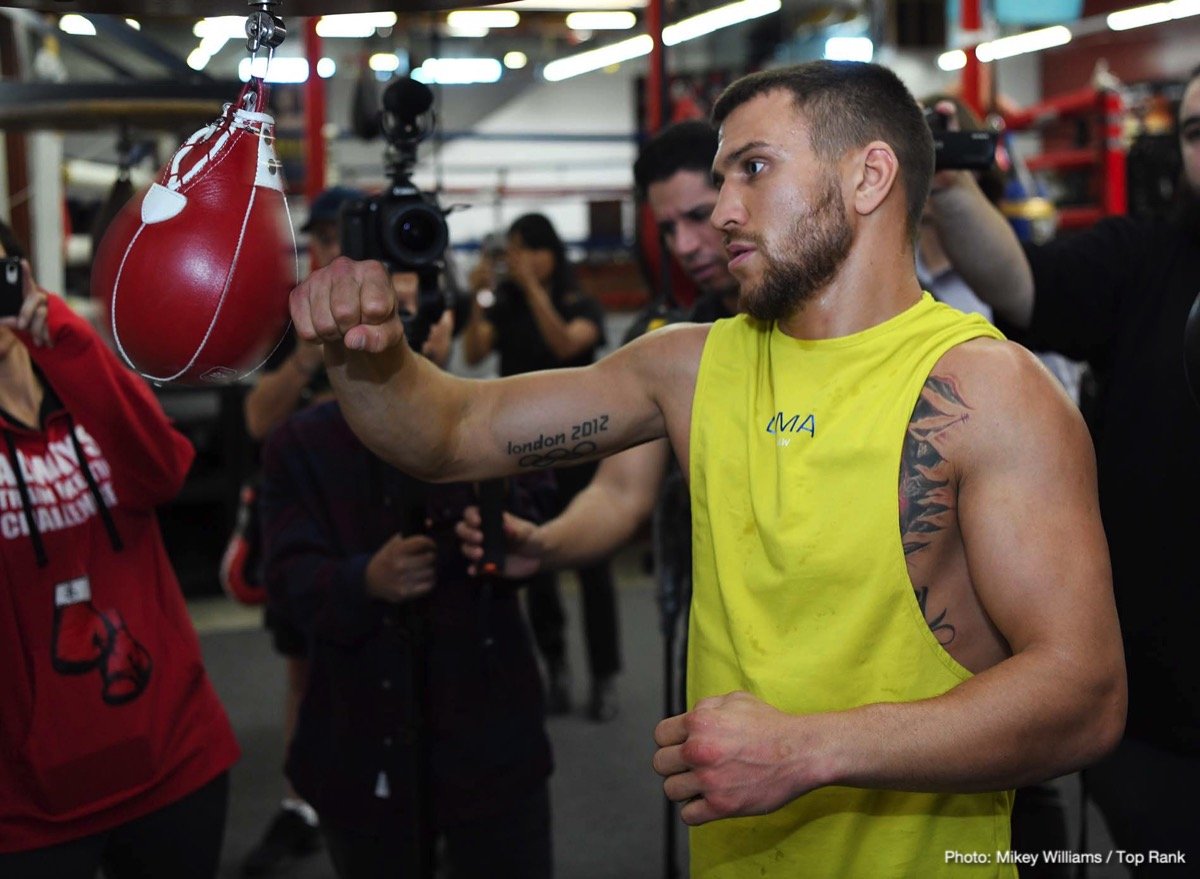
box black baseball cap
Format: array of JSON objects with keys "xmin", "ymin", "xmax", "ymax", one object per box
[{"xmin": 300, "ymin": 186, "xmax": 365, "ymax": 233}]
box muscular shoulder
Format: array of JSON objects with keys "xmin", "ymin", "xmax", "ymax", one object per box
[
  {"xmin": 927, "ymin": 337, "xmax": 1091, "ymax": 476},
  {"xmin": 602, "ymin": 321, "xmax": 711, "ymax": 388}
]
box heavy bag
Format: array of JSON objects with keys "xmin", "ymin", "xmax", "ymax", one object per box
[{"xmin": 92, "ymin": 80, "xmax": 297, "ymax": 385}]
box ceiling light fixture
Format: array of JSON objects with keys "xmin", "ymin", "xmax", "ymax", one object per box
[
  {"xmin": 565, "ymin": 11, "xmax": 637, "ymax": 29},
  {"xmin": 492, "ymin": 0, "xmax": 645, "ymax": 9},
  {"xmin": 445, "ymin": 24, "xmax": 491, "ymax": 37},
  {"xmin": 504, "ymin": 50, "xmax": 529, "ymax": 69},
  {"xmin": 413, "ymin": 57, "xmax": 503, "ymax": 84},
  {"xmin": 239, "ymin": 56, "xmax": 310, "ymax": 83},
  {"xmin": 59, "ymin": 14, "xmax": 97, "ymax": 36},
  {"xmin": 194, "ymin": 16, "xmax": 247, "ymax": 39},
  {"xmin": 316, "ymin": 12, "xmax": 398, "ymax": 38},
  {"xmin": 974, "ymin": 24, "xmax": 1070, "ymax": 61},
  {"xmin": 543, "ymin": 34, "xmax": 652, "ymax": 80},
  {"xmin": 544, "ymin": 0, "xmax": 778, "ymax": 80},
  {"xmin": 369, "ymin": 52, "xmax": 401, "ymax": 72},
  {"xmin": 1107, "ymin": 0, "xmax": 1200, "ymax": 29},
  {"xmin": 937, "ymin": 49, "xmax": 967, "ymax": 71},
  {"xmin": 824, "ymin": 35, "xmax": 873, "ymax": 61},
  {"xmin": 125, "ymin": 18, "xmax": 141, "ymax": 30},
  {"xmin": 447, "ymin": 10, "xmax": 520, "ymax": 28},
  {"xmin": 662, "ymin": 0, "xmax": 781, "ymax": 46}
]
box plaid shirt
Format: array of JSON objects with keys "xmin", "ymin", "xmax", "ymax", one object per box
[{"xmin": 260, "ymin": 400, "xmax": 554, "ymax": 834}]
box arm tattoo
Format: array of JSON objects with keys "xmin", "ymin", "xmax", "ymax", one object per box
[
  {"xmin": 898, "ymin": 374, "xmax": 972, "ymax": 556},
  {"xmin": 504, "ymin": 414, "xmax": 609, "ymax": 469},
  {"xmin": 914, "ymin": 586, "xmax": 957, "ymax": 646}
]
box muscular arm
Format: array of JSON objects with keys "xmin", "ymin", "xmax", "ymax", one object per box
[
  {"xmin": 534, "ymin": 440, "xmax": 670, "ymax": 567},
  {"xmin": 926, "ymin": 173, "xmax": 1035, "ymax": 328},
  {"xmin": 655, "ymin": 341, "xmax": 1125, "ymax": 822},
  {"xmin": 290, "ymin": 257, "xmax": 701, "ymax": 483},
  {"xmin": 460, "ymin": 440, "xmax": 672, "ymax": 574}
]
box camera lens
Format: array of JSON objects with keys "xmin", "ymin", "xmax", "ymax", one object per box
[{"xmin": 384, "ymin": 201, "xmax": 448, "ymax": 267}]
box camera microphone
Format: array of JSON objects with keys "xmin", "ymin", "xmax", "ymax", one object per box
[{"xmin": 383, "ymin": 78, "xmax": 434, "ymax": 120}]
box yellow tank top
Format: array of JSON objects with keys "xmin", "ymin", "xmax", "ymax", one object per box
[{"xmin": 688, "ymin": 294, "xmax": 1013, "ymax": 878}]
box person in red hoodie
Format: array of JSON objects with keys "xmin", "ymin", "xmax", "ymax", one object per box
[{"xmin": 0, "ymin": 219, "xmax": 240, "ymax": 878}]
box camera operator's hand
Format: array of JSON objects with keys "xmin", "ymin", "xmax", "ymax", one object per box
[
  {"xmin": 0, "ymin": 259, "xmax": 52, "ymax": 348},
  {"xmin": 422, "ymin": 308, "xmax": 454, "ymax": 368},
  {"xmin": 507, "ymin": 248, "xmax": 542, "ymax": 295},
  {"xmin": 456, "ymin": 505, "xmax": 544, "ymax": 580},
  {"xmin": 928, "ymin": 100, "xmax": 978, "ymax": 196},
  {"xmin": 365, "ymin": 532, "xmax": 437, "ymax": 603},
  {"xmin": 290, "ymin": 257, "xmax": 406, "ymax": 354}
]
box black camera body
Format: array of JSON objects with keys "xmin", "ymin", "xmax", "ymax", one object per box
[
  {"xmin": 340, "ymin": 77, "xmax": 450, "ymax": 351},
  {"xmin": 924, "ymin": 106, "xmax": 999, "ymax": 172}
]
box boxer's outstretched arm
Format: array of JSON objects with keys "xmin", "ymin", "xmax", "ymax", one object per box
[{"xmin": 290, "ymin": 257, "xmax": 702, "ymax": 482}]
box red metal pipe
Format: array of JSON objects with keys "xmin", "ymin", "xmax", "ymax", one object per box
[
  {"xmin": 303, "ymin": 17, "xmax": 326, "ymax": 200},
  {"xmin": 960, "ymin": 0, "xmax": 983, "ymax": 117},
  {"xmin": 646, "ymin": 0, "xmax": 665, "ymax": 134}
]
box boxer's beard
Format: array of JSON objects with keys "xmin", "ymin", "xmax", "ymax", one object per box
[{"xmin": 740, "ymin": 174, "xmax": 854, "ymax": 322}]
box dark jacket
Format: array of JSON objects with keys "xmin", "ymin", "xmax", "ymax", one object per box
[{"xmin": 259, "ymin": 401, "xmax": 554, "ymax": 834}]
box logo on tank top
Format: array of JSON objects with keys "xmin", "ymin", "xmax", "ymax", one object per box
[{"xmin": 765, "ymin": 411, "xmax": 815, "ymax": 446}]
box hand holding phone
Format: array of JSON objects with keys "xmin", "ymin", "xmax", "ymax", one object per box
[{"xmin": 0, "ymin": 257, "xmax": 22, "ymax": 318}]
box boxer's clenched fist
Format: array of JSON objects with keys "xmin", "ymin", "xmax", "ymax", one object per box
[{"xmin": 289, "ymin": 256, "xmax": 408, "ymax": 355}]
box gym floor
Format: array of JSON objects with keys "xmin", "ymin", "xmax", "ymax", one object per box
[{"xmin": 192, "ymin": 542, "xmax": 1129, "ymax": 879}]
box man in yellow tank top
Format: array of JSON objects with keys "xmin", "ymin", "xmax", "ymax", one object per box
[{"xmin": 290, "ymin": 61, "xmax": 1126, "ymax": 878}]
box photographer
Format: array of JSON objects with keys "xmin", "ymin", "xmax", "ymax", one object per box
[
  {"xmin": 260, "ymin": 276, "xmax": 554, "ymax": 879},
  {"xmin": 460, "ymin": 213, "xmax": 621, "ymax": 723},
  {"xmin": 0, "ymin": 220, "xmax": 239, "ymax": 877},
  {"xmin": 929, "ymin": 67, "xmax": 1200, "ymax": 873}
]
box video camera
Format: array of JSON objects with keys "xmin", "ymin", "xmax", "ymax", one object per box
[
  {"xmin": 341, "ymin": 77, "xmax": 450, "ymax": 351},
  {"xmin": 924, "ymin": 105, "xmax": 999, "ymax": 172}
]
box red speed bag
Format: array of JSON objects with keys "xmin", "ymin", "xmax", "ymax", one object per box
[{"xmin": 92, "ymin": 81, "xmax": 297, "ymax": 385}]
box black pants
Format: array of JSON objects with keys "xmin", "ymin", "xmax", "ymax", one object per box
[
  {"xmin": 0, "ymin": 771, "xmax": 229, "ymax": 879},
  {"xmin": 323, "ymin": 782, "xmax": 552, "ymax": 879},
  {"xmin": 1084, "ymin": 736, "xmax": 1199, "ymax": 877},
  {"xmin": 526, "ymin": 461, "xmax": 621, "ymax": 680},
  {"xmin": 1010, "ymin": 781, "xmax": 1071, "ymax": 878}
]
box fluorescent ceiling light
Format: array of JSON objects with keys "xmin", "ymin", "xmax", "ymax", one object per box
[
  {"xmin": 445, "ymin": 24, "xmax": 491, "ymax": 37},
  {"xmin": 194, "ymin": 16, "xmax": 246, "ymax": 39},
  {"xmin": 1108, "ymin": 0, "xmax": 1200, "ymax": 29},
  {"xmin": 975, "ymin": 25, "xmax": 1070, "ymax": 61},
  {"xmin": 316, "ymin": 57, "xmax": 337, "ymax": 78},
  {"xmin": 566, "ymin": 11, "xmax": 637, "ymax": 29},
  {"xmin": 59, "ymin": 14, "xmax": 96, "ymax": 36},
  {"xmin": 662, "ymin": 0, "xmax": 782, "ymax": 46},
  {"xmin": 369, "ymin": 52, "xmax": 401, "ymax": 72},
  {"xmin": 543, "ymin": 34, "xmax": 652, "ymax": 80},
  {"xmin": 447, "ymin": 10, "xmax": 520, "ymax": 28},
  {"xmin": 239, "ymin": 56, "xmax": 310, "ymax": 84},
  {"xmin": 504, "ymin": 50, "xmax": 529, "ymax": 69},
  {"xmin": 316, "ymin": 13, "xmax": 398, "ymax": 38},
  {"xmin": 937, "ymin": 49, "xmax": 967, "ymax": 71},
  {"xmin": 412, "ymin": 57, "xmax": 503, "ymax": 84},
  {"xmin": 492, "ymin": 0, "xmax": 645, "ymax": 9},
  {"xmin": 1107, "ymin": 3, "xmax": 1172, "ymax": 29},
  {"xmin": 824, "ymin": 36, "xmax": 873, "ymax": 61},
  {"xmin": 544, "ymin": 0, "xmax": 778, "ymax": 81},
  {"xmin": 198, "ymin": 34, "xmax": 230, "ymax": 55},
  {"xmin": 125, "ymin": 18, "xmax": 141, "ymax": 30},
  {"xmin": 187, "ymin": 48, "xmax": 211, "ymax": 71}
]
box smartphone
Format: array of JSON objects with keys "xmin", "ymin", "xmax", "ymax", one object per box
[{"xmin": 0, "ymin": 257, "xmax": 23, "ymax": 318}]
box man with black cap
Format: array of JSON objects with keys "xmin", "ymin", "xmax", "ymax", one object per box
[{"xmin": 239, "ymin": 185, "xmax": 364, "ymax": 877}]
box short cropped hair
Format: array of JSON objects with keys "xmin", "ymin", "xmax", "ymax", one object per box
[
  {"xmin": 712, "ymin": 61, "xmax": 934, "ymax": 245},
  {"xmin": 632, "ymin": 120, "xmax": 719, "ymax": 202}
]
